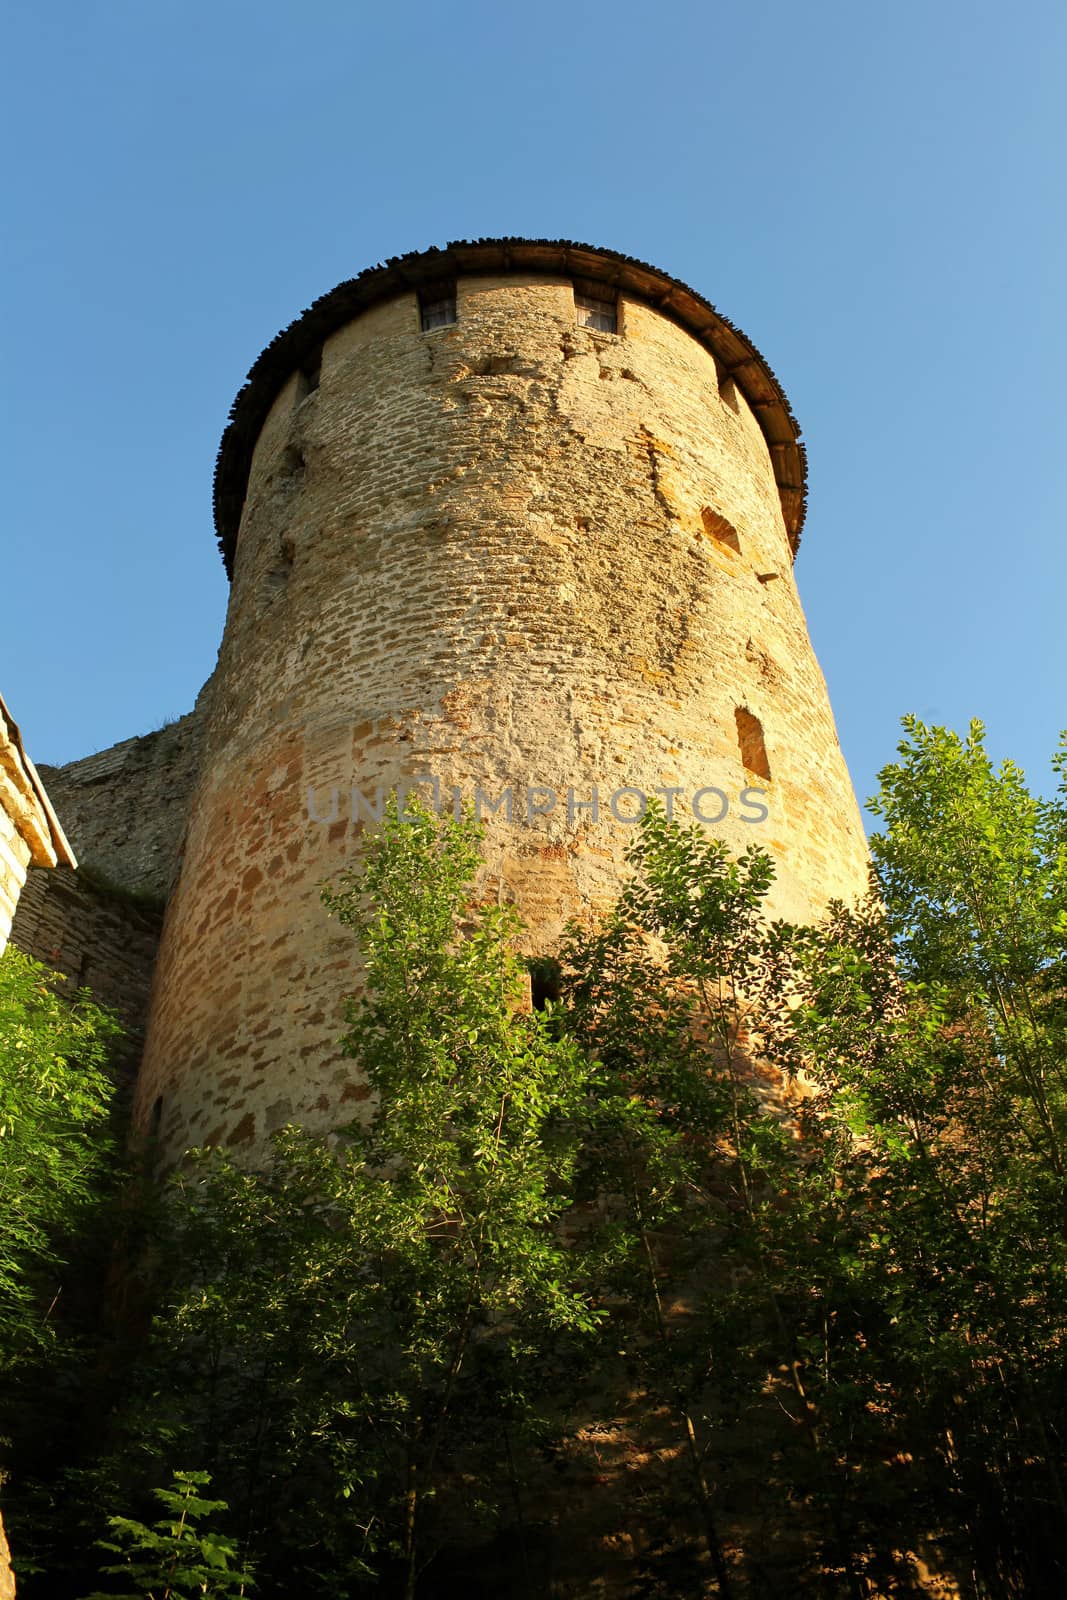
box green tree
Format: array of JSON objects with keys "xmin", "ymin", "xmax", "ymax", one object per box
[
  {"xmin": 100, "ymin": 800, "xmax": 601, "ymax": 1598},
  {"xmin": 555, "ymin": 804, "xmax": 878, "ymax": 1597},
  {"xmin": 869, "ymin": 716, "xmax": 1067, "ymax": 1181},
  {"xmin": 552, "ymin": 733, "xmax": 1067, "ymax": 1597},
  {"xmin": 0, "ymin": 946, "xmax": 123, "ymax": 1600},
  {"xmin": 319, "ymin": 797, "xmax": 602, "ymax": 1595},
  {"xmin": 83, "ymin": 1469, "xmax": 253, "ymax": 1600},
  {"xmin": 0, "ymin": 945, "xmax": 121, "ymax": 1364},
  {"xmin": 753, "ymin": 720, "xmax": 1067, "ymax": 1596},
  {"xmin": 866, "ymin": 719, "xmax": 1067, "ymax": 1590},
  {"xmin": 26, "ymin": 724, "xmax": 1067, "ymax": 1598}
]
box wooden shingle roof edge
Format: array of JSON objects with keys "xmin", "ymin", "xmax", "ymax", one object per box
[{"xmin": 213, "ymin": 237, "xmax": 808, "ymax": 577}]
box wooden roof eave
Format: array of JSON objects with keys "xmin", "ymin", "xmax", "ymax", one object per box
[{"xmin": 212, "ymin": 238, "xmax": 808, "ymax": 576}]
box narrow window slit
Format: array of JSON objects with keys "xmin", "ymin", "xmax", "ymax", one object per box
[
  {"xmin": 296, "ymin": 348, "xmax": 322, "ymax": 400},
  {"xmin": 715, "ymin": 359, "xmax": 740, "ymax": 412},
  {"xmin": 701, "ymin": 507, "xmax": 742, "ymax": 554},
  {"xmin": 735, "ymin": 708, "xmax": 771, "ymax": 781},
  {"xmin": 262, "ymin": 531, "xmax": 295, "ymax": 607},
  {"xmin": 527, "ymin": 957, "xmax": 562, "ymax": 1012},
  {"xmin": 278, "ymin": 445, "xmax": 305, "ymax": 484}
]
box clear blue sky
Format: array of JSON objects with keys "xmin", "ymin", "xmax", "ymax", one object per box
[{"xmin": 4, "ymin": 0, "xmax": 1065, "ymax": 822}]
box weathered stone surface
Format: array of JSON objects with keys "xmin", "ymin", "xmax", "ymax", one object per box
[
  {"xmin": 134, "ymin": 257, "xmax": 869, "ymax": 1160},
  {"xmin": 10, "ymin": 864, "xmax": 162, "ymax": 1052},
  {"xmin": 35, "ymin": 706, "xmax": 206, "ymax": 901},
  {"xmin": 7, "ymin": 709, "xmax": 204, "ymax": 1059}
]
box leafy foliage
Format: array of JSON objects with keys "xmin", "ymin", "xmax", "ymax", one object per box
[
  {"xmin": 83, "ymin": 1470, "xmax": 253, "ymax": 1600},
  {"xmin": 82, "ymin": 800, "xmax": 602, "ymax": 1598},
  {"xmin": 723, "ymin": 718, "xmax": 1067, "ymax": 1594},
  {"xmin": 0, "ymin": 945, "xmax": 121, "ymax": 1364},
  {"xmin": 0, "ymin": 946, "xmax": 124, "ymax": 1600},
  {"xmin": 7, "ymin": 724, "xmax": 1067, "ymax": 1598},
  {"xmin": 556, "ymin": 805, "xmax": 881, "ymax": 1595}
]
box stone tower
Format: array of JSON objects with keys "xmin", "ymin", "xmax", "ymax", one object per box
[{"xmin": 134, "ymin": 238, "xmax": 869, "ymax": 1159}]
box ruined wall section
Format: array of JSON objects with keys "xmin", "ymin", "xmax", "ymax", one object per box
[
  {"xmin": 136, "ymin": 272, "xmax": 869, "ymax": 1160},
  {"xmin": 34, "ymin": 706, "xmax": 207, "ymax": 900},
  {"xmin": 9, "ymin": 705, "xmax": 208, "ymax": 1057}
]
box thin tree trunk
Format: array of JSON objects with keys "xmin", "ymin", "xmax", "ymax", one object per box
[
  {"xmin": 636, "ymin": 1217, "xmax": 735, "ymax": 1597},
  {"xmin": 698, "ymin": 973, "xmax": 868, "ymax": 1600},
  {"xmin": 503, "ymin": 1420, "xmax": 534, "ymax": 1594},
  {"xmin": 402, "ymin": 1439, "xmax": 419, "ymax": 1600}
]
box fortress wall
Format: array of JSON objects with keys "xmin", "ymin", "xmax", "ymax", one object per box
[
  {"xmin": 8, "ymin": 708, "xmax": 207, "ymax": 1060},
  {"xmin": 10, "ymin": 865, "xmax": 163, "ymax": 1056},
  {"xmin": 136, "ymin": 271, "xmax": 869, "ymax": 1159},
  {"xmin": 34, "ymin": 708, "xmax": 206, "ymax": 900}
]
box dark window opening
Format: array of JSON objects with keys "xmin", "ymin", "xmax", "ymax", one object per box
[
  {"xmin": 419, "ymin": 283, "xmax": 457, "ymax": 331},
  {"xmin": 149, "ymin": 1095, "xmax": 164, "ymax": 1139},
  {"xmin": 735, "ymin": 708, "xmax": 772, "ymax": 782},
  {"xmin": 701, "ymin": 506, "xmax": 742, "ymax": 554},
  {"xmin": 528, "ymin": 957, "xmax": 562, "ymax": 1012},
  {"xmin": 277, "ymin": 445, "xmax": 305, "ymax": 484},
  {"xmin": 261, "ymin": 530, "xmax": 295, "ymax": 607},
  {"xmin": 574, "ymin": 279, "xmax": 618, "ymax": 334},
  {"xmin": 296, "ymin": 348, "xmax": 322, "ymax": 400}
]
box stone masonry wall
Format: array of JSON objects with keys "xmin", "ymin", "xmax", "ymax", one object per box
[
  {"xmin": 10, "ymin": 865, "xmax": 163, "ymax": 1054},
  {"xmin": 8, "ymin": 708, "xmax": 206, "ymax": 1054},
  {"xmin": 135, "ymin": 270, "xmax": 870, "ymax": 1160},
  {"xmin": 34, "ymin": 707, "xmax": 206, "ymax": 900}
]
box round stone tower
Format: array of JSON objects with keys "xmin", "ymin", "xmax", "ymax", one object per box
[{"xmin": 135, "ymin": 238, "xmax": 869, "ymax": 1158}]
